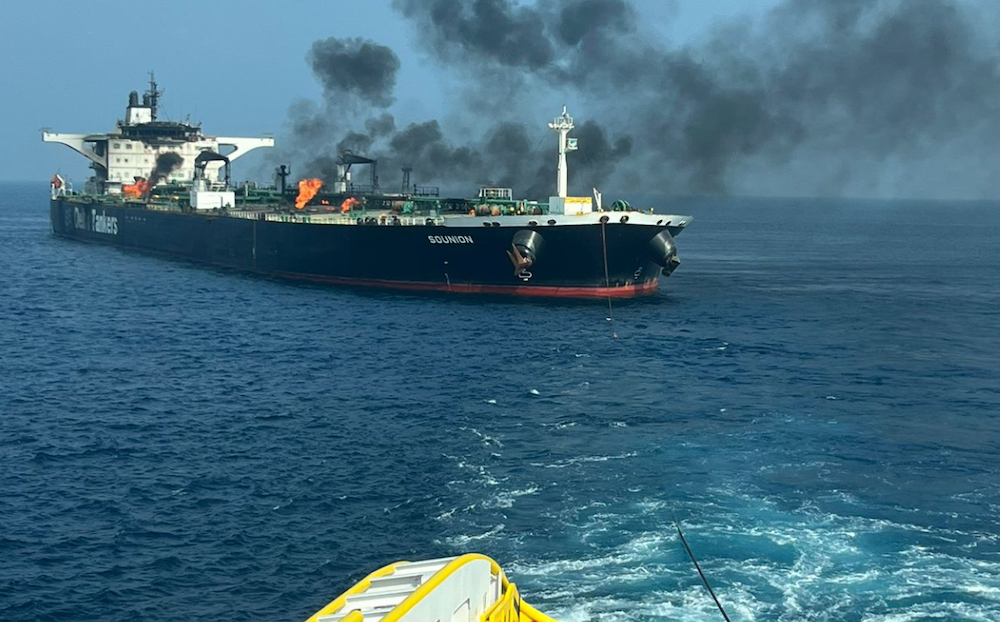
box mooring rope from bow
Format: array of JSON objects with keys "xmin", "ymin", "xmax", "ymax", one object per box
[
  {"xmin": 600, "ymin": 216, "xmax": 617, "ymax": 339},
  {"xmin": 672, "ymin": 512, "xmax": 732, "ymax": 622}
]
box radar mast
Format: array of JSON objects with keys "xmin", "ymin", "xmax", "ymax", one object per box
[
  {"xmin": 548, "ymin": 106, "xmax": 577, "ymax": 198},
  {"xmin": 146, "ymin": 72, "xmax": 163, "ymax": 121}
]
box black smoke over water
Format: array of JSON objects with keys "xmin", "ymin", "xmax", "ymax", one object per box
[
  {"xmin": 275, "ymin": 8, "xmax": 638, "ymax": 198},
  {"xmin": 309, "ymin": 37, "xmax": 401, "ymax": 107},
  {"xmin": 278, "ymin": 0, "xmax": 1000, "ymax": 199}
]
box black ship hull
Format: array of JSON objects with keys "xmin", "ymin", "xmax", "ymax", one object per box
[{"xmin": 50, "ymin": 199, "xmax": 686, "ymax": 298}]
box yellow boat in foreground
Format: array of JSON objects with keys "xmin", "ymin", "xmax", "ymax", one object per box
[{"xmin": 305, "ymin": 554, "xmax": 559, "ymax": 622}]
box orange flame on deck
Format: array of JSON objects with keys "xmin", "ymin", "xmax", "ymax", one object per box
[
  {"xmin": 341, "ymin": 197, "xmax": 361, "ymax": 213},
  {"xmin": 295, "ymin": 178, "xmax": 323, "ymax": 209},
  {"xmin": 123, "ymin": 179, "xmax": 149, "ymax": 198}
]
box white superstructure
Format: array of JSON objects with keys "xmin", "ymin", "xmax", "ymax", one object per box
[
  {"xmin": 42, "ymin": 75, "xmax": 273, "ymax": 195},
  {"xmin": 189, "ymin": 178, "xmax": 236, "ymax": 210}
]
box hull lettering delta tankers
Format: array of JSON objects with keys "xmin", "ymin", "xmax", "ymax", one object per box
[
  {"xmin": 92, "ymin": 211, "xmax": 119, "ymax": 235},
  {"xmin": 43, "ymin": 78, "xmax": 691, "ymax": 299}
]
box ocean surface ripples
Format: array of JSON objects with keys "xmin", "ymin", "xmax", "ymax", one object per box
[{"xmin": 2, "ymin": 183, "xmax": 999, "ymax": 621}]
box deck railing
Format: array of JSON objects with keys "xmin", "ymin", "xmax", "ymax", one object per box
[{"xmin": 225, "ymin": 211, "xmax": 446, "ymax": 226}]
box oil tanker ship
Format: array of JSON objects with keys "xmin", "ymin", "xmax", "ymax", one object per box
[{"xmin": 44, "ymin": 78, "xmax": 691, "ymax": 299}]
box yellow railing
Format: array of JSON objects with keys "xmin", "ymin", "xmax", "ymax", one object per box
[
  {"xmin": 304, "ymin": 554, "xmax": 559, "ymax": 622},
  {"xmin": 303, "ymin": 562, "xmax": 401, "ymax": 622},
  {"xmin": 481, "ymin": 580, "xmax": 560, "ymax": 622},
  {"xmin": 381, "ymin": 554, "xmax": 504, "ymax": 622},
  {"xmin": 482, "ymin": 580, "xmax": 520, "ymax": 622}
]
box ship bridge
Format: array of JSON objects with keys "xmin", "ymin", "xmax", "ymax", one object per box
[{"xmin": 42, "ymin": 75, "xmax": 273, "ymax": 194}]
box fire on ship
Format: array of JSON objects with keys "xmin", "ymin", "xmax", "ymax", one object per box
[{"xmin": 44, "ymin": 79, "xmax": 691, "ymax": 299}]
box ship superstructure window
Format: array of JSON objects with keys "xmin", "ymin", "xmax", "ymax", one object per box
[
  {"xmin": 114, "ymin": 143, "xmax": 121, "ymax": 149},
  {"xmin": 126, "ymin": 144, "xmax": 133, "ymax": 150}
]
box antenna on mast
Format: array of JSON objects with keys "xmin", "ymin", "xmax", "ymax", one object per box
[
  {"xmin": 548, "ymin": 105, "xmax": 576, "ymax": 198},
  {"xmin": 146, "ymin": 71, "xmax": 163, "ymax": 121}
]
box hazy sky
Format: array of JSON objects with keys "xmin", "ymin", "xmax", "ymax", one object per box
[
  {"xmin": 0, "ymin": 0, "xmax": 766, "ymax": 183},
  {"xmin": 4, "ymin": 0, "xmax": 998, "ymax": 199}
]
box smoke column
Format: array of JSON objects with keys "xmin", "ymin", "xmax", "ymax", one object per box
[
  {"xmin": 149, "ymin": 152, "xmax": 184, "ymax": 187},
  {"xmin": 278, "ymin": 0, "xmax": 1000, "ymax": 199}
]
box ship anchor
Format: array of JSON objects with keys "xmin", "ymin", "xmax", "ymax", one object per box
[{"xmin": 506, "ymin": 243, "xmax": 533, "ymax": 277}]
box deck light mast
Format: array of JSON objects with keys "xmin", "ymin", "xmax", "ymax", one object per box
[{"xmin": 548, "ymin": 106, "xmax": 577, "ymax": 198}]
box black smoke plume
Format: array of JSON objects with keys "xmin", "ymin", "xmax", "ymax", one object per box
[
  {"xmin": 277, "ymin": 38, "xmax": 404, "ymax": 182},
  {"xmin": 279, "ymin": 0, "xmax": 1000, "ymax": 199},
  {"xmin": 149, "ymin": 152, "xmax": 184, "ymax": 187},
  {"xmin": 391, "ymin": 0, "xmax": 1000, "ymax": 197},
  {"xmin": 308, "ymin": 37, "xmax": 400, "ymax": 107}
]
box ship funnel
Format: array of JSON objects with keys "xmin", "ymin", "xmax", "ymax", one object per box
[{"xmin": 128, "ymin": 91, "xmax": 139, "ymax": 107}]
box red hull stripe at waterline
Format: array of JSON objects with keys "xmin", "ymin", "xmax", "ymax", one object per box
[{"xmin": 268, "ymin": 272, "xmax": 661, "ymax": 299}]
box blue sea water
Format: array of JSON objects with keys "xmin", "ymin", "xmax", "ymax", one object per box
[{"xmin": 1, "ymin": 181, "xmax": 999, "ymax": 622}]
